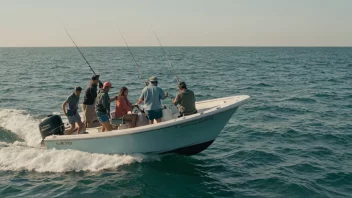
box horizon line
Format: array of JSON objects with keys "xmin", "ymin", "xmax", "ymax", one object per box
[{"xmin": 1, "ymin": 46, "xmax": 352, "ymax": 48}]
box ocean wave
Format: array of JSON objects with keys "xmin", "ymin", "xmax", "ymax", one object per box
[
  {"xmin": 240, "ymin": 62, "xmax": 256, "ymax": 66},
  {"xmin": 344, "ymin": 104, "xmax": 352, "ymax": 108},
  {"xmin": 0, "ymin": 109, "xmax": 41, "ymax": 147},
  {"xmin": 344, "ymin": 94, "xmax": 352, "ymax": 99},
  {"xmin": 0, "ymin": 127, "xmax": 22, "ymax": 143},
  {"xmin": 0, "ymin": 98, "xmax": 20, "ymax": 102},
  {"xmin": 327, "ymin": 78, "xmax": 341, "ymax": 83},
  {"xmin": 286, "ymin": 97, "xmax": 317, "ymax": 103},
  {"xmin": 286, "ymin": 162, "xmax": 324, "ymax": 173},
  {"xmin": 309, "ymin": 146, "xmax": 335, "ymax": 157},
  {"xmin": 231, "ymin": 150, "xmax": 284, "ymax": 165},
  {"xmin": 237, "ymin": 86, "xmax": 254, "ymax": 90},
  {"xmin": 253, "ymin": 105, "xmax": 310, "ymax": 115},
  {"xmin": 261, "ymin": 60, "xmax": 276, "ymax": 64},
  {"xmin": 255, "ymin": 82, "xmax": 273, "ymax": 87},
  {"xmin": 313, "ymin": 92, "xmax": 336, "ymax": 98},
  {"xmin": 283, "ymin": 132, "xmax": 352, "ymax": 147},
  {"xmin": 243, "ymin": 177, "xmax": 312, "ymax": 196},
  {"xmin": 316, "ymin": 172, "xmax": 352, "ymax": 189}
]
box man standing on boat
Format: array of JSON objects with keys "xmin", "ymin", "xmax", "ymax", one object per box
[
  {"xmin": 82, "ymin": 74, "xmax": 100, "ymax": 128},
  {"xmin": 96, "ymin": 82, "xmax": 117, "ymax": 132},
  {"xmin": 172, "ymin": 81, "xmax": 197, "ymax": 117},
  {"xmin": 62, "ymin": 87, "xmax": 84, "ymax": 135},
  {"xmin": 136, "ymin": 76, "xmax": 168, "ymax": 124}
]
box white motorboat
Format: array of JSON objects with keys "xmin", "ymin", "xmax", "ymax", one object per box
[{"xmin": 41, "ymin": 95, "xmax": 250, "ymax": 156}]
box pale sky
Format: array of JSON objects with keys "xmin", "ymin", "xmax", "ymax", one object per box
[{"xmin": 1, "ymin": 0, "xmax": 351, "ymax": 47}]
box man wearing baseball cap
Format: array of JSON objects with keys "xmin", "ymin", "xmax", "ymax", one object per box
[
  {"xmin": 172, "ymin": 81, "xmax": 197, "ymax": 117},
  {"xmin": 62, "ymin": 86, "xmax": 84, "ymax": 135},
  {"xmin": 95, "ymin": 82, "xmax": 117, "ymax": 132},
  {"xmin": 92, "ymin": 74, "xmax": 103, "ymax": 89},
  {"xmin": 136, "ymin": 76, "xmax": 168, "ymax": 124}
]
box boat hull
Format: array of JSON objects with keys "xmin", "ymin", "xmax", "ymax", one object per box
[
  {"xmin": 44, "ymin": 107, "xmax": 237, "ymax": 155},
  {"xmin": 162, "ymin": 140, "xmax": 215, "ymax": 156}
]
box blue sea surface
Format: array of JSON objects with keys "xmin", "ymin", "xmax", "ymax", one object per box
[{"xmin": 0, "ymin": 47, "xmax": 351, "ymax": 197}]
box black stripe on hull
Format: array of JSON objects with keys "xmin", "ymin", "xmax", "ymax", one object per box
[{"xmin": 162, "ymin": 140, "xmax": 215, "ymax": 156}]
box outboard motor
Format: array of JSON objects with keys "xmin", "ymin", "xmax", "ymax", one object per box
[{"xmin": 39, "ymin": 115, "xmax": 65, "ymax": 139}]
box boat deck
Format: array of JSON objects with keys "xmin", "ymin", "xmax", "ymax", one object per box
[{"xmin": 63, "ymin": 95, "xmax": 250, "ymax": 136}]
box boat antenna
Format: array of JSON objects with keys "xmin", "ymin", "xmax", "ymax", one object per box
[
  {"xmin": 64, "ymin": 28, "xmax": 96, "ymax": 75},
  {"xmin": 151, "ymin": 26, "xmax": 180, "ymax": 83},
  {"xmin": 118, "ymin": 29, "xmax": 148, "ymax": 86}
]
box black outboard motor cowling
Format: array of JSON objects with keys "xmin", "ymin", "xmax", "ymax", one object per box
[{"xmin": 39, "ymin": 115, "xmax": 64, "ymax": 139}]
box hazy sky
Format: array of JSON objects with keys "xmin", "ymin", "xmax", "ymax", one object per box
[{"xmin": 1, "ymin": 0, "xmax": 351, "ymax": 47}]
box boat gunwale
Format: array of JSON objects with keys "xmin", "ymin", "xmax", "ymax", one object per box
[{"xmin": 44, "ymin": 95, "xmax": 250, "ymax": 142}]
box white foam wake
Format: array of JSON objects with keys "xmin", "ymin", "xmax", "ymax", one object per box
[
  {"xmin": 0, "ymin": 109, "xmax": 158, "ymax": 172},
  {"xmin": 0, "ymin": 109, "xmax": 41, "ymax": 147},
  {"xmin": 0, "ymin": 144, "xmax": 151, "ymax": 172}
]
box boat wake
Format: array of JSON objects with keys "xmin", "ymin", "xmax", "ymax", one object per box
[{"xmin": 0, "ymin": 109, "xmax": 159, "ymax": 172}]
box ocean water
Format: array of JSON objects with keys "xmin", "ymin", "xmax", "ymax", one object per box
[{"xmin": 0, "ymin": 47, "xmax": 351, "ymax": 198}]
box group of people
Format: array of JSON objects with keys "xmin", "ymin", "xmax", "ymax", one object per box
[{"xmin": 62, "ymin": 74, "xmax": 197, "ymax": 135}]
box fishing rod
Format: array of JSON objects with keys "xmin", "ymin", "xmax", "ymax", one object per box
[
  {"xmin": 151, "ymin": 26, "xmax": 180, "ymax": 83},
  {"xmin": 64, "ymin": 28, "xmax": 96, "ymax": 75},
  {"xmin": 118, "ymin": 29, "xmax": 147, "ymax": 86}
]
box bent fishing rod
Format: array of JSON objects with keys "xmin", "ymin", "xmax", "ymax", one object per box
[
  {"xmin": 151, "ymin": 26, "xmax": 180, "ymax": 83},
  {"xmin": 118, "ymin": 29, "xmax": 148, "ymax": 86},
  {"xmin": 64, "ymin": 28, "xmax": 96, "ymax": 75}
]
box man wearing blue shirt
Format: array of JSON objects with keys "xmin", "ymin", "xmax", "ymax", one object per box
[{"xmin": 136, "ymin": 76, "xmax": 168, "ymax": 124}]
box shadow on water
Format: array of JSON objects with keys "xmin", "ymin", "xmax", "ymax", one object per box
[{"xmin": 0, "ymin": 155, "xmax": 238, "ymax": 198}]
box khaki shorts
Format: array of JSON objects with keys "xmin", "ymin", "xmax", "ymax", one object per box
[{"xmin": 81, "ymin": 104, "xmax": 97, "ymax": 123}]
